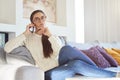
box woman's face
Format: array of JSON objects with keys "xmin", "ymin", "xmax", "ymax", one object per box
[{"xmin": 32, "ymin": 12, "xmax": 46, "ymax": 30}]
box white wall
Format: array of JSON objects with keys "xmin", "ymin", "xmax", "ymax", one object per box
[{"xmin": 0, "ymin": 0, "xmax": 76, "ymax": 42}]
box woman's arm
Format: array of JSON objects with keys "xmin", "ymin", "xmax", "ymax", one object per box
[
  {"xmin": 4, "ymin": 34, "xmax": 26, "ymax": 53},
  {"xmin": 4, "ymin": 24, "xmax": 34, "ymax": 53}
]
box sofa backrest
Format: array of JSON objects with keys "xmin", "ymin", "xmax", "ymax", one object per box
[{"xmin": 67, "ymin": 41, "xmax": 120, "ymax": 49}]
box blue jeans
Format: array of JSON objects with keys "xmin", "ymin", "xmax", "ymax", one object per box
[
  {"xmin": 45, "ymin": 46, "xmax": 116, "ymax": 80},
  {"xmin": 58, "ymin": 45, "xmax": 96, "ymax": 66}
]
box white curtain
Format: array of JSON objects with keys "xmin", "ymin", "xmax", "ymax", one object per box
[{"xmin": 84, "ymin": 0, "xmax": 120, "ymax": 42}]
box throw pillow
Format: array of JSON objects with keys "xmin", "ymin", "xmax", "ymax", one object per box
[
  {"xmin": 112, "ymin": 48, "xmax": 120, "ymax": 54},
  {"xmin": 81, "ymin": 47, "xmax": 111, "ymax": 68},
  {"xmin": 96, "ymin": 46, "xmax": 118, "ymax": 67},
  {"xmin": 104, "ymin": 48, "xmax": 120, "ymax": 65},
  {"xmin": 7, "ymin": 46, "xmax": 35, "ymax": 65},
  {"xmin": 73, "ymin": 47, "xmax": 96, "ymax": 66}
]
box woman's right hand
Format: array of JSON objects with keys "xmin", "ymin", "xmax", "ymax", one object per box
[{"xmin": 23, "ymin": 24, "xmax": 35, "ymax": 36}]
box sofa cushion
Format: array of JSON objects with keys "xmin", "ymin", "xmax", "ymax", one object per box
[
  {"xmin": 81, "ymin": 47, "xmax": 111, "ymax": 68},
  {"xmin": 104, "ymin": 48, "xmax": 120, "ymax": 65},
  {"xmin": 111, "ymin": 42, "xmax": 120, "ymax": 48},
  {"xmin": 96, "ymin": 46, "xmax": 118, "ymax": 67},
  {"xmin": 97, "ymin": 43, "xmax": 113, "ymax": 48},
  {"xmin": 7, "ymin": 46, "xmax": 35, "ymax": 65},
  {"xmin": 0, "ymin": 47, "xmax": 6, "ymax": 64}
]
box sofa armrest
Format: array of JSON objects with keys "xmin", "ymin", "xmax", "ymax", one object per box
[{"xmin": 15, "ymin": 66, "xmax": 44, "ymax": 80}]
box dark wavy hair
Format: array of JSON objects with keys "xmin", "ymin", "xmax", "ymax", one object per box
[{"xmin": 30, "ymin": 10, "xmax": 53, "ymax": 58}]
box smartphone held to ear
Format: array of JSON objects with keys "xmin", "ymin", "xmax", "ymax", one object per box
[{"xmin": 29, "ymin": 27, "xmax": 36, "ymax": 33}]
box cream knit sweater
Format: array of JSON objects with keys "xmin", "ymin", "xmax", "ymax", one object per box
[{"xmin": 4, "ymin": 33, "xmax": 63, "ymax": 71}]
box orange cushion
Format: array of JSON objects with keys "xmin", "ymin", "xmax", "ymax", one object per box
[
  {"xmin": 104, "ymin": 48, "xmax": 120, "ymax": 65},
  {"xmin": 112, "ymin": 48, "xmax": 120, "ymax": 54}
]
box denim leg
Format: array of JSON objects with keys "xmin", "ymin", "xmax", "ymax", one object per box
[
  {"xmin": 45, "ymin": 65, "xmax": 75, "ymax": 80},
  {"xmin": 59, "ymin": 45, "xmax": 96, "ymax": 66},
  {"xmin": 45, "ymin": 60, "xmax": 117, "ymax": 80},
  {"xmin": 67, "ymin": 60, "xmax": 117, "ymax": 77}
]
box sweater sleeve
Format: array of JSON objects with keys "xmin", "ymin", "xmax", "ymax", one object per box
[
  {"xmin": 4, "ymin": 34, "xmax": 26, "ymax": 53},
  {"xmin": 48, "ymin": 35, "xmax": 63, "ymax": 55}
]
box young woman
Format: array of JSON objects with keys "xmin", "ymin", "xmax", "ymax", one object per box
[{"xmin": 4, "ymin": 10, "xmax": 119, "ymax": 80}]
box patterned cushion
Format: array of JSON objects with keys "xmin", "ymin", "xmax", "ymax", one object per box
[
  {"xmin": 96, "ymin": 46, "xmax": 118, "ymax": 67},
  {"xmin": 81, "ymin": 47, "xmax": 111, "ymax": 68},
  {"xmin": 104, "ymin": 48, "xmax": 120, "ymax": 65}
]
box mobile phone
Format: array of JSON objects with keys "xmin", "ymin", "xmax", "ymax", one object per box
[{"xmin": 29, "ymin": 27, "xmax": 36, "ymax": 33}]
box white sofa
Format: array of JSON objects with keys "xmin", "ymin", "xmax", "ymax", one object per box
[{"xmin": 1, "ymin": 41, "xmax": 120, "ymax": 80}]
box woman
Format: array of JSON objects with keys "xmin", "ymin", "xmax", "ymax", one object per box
[{"xmin": 4, "ymin": 10, "xmax": 119, "ymax": 80}]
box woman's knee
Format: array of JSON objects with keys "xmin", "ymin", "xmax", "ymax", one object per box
[
  {"xmin": 60, "ymin": 45, "xmax": 73, "ymax": 52},
  {"xmin": 67, "ymin": 60, "xmax": 85, "ymax": 67}
]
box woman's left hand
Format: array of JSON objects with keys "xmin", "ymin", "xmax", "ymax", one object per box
[{"xmin": 43, "ymin": 27, "xmax": 52, "ymax": 37}]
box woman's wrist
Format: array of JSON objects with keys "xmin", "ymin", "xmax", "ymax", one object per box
[{"xmin": 23, "ymin": 31, "xmax": 31, "ymax": 37}]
